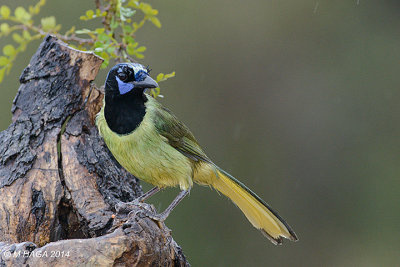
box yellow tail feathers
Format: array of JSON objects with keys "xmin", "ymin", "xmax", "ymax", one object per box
[{"xmin": 212, "ymin": 169, "xmax": 298, "ymax": 245}]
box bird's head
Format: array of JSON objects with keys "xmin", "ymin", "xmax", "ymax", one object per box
[{"xmin": 105, "ymin": 63, "xmax": 158, "ymax": 96}]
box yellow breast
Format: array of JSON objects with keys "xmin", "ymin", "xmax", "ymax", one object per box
[{"xmin": 96, "ymin": 97, "xmax": 194, "ymax": 190}]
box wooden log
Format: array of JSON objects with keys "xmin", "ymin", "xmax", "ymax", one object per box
[{"xmin": 0, "ymin": 35, "xmax": 189, "ymax": 267}]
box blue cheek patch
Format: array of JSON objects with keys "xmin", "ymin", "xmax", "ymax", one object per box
[{"xmin": 116, "ymin": 76, "xmax": 134, "ymax": 95}]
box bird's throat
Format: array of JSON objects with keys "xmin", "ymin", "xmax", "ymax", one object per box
[{"xmin": 104, "ymin": 90, "xmax": 147, "ymax": 135}]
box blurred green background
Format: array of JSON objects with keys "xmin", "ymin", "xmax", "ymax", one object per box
[{"xmin": 1, "ymin": 0, "xmax": 400, "ymax": 266}]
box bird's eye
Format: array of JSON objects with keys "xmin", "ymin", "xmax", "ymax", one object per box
[{"xmin": 117, "ymin": 72, "xmax": 128, "ymax": 82}]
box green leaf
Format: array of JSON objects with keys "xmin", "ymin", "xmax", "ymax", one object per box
[
  {"xmin": 98, "ymin": 33, "xmax": 110, "ymax": 42},
  {"xmin": 156, "ymin": 71, "xmax": 175, "ymax": 82},
  {"xmin": 3, "ymin": 44, "xmax": 15, "ymax": 57},
  {"xmin": 164, "ymin": 71, "xmax": 176, "ymax": 79},
  {"xmin": 22, "ymin": 30, "xmax": 31, "ymax": 40},
  {"xmin": 41, "ymin": 16, "xmax": 56, "ymax": 31},
  {"xmin": 150, "ymin": 86, "xmax": 161, "ymax": 98},
  {"xmin": 125, "ymin": 35, "xmax": 135, "ymax": 44},
  {"xmin": 29, "ymin": 0, "xmax": 46, "ymax": 15},
  {"xmin": 123, "ymin": 25, "xmax": 132, "ymax": 33},
  {"xmin": 135, "ymin": 53, "xmax": 144, "ymax": 59},
  {"xmin": 0, "ymin": 23, "xmax": 10, "ymax": 35},
  {"xmin": 110, "ymin": 17, "xmax": 119, "ymax": 30},
  {"xmin": 94, "ymin": 41, "xmax": 103, "ymax": 48},
  {"xmin": 128, "ymin": 1, "xmax": 139, "ymax": 8},
  {"xmin": 106, "ymin": 46, "xmax": 115, "ymax": 54},
  {"xmin": 75, "ymin": 29, "xmax": 92, "ymax": 34},
  {"xmin": 100, "ymin": 62, "xmax": 108, "ymax": 69},
  {"xmin": 139, "ymin": 3, "xmax": 152, "ymax": 15},
  {"xmin": 120, "ymin": 7, "xmax": 136, "ymax": 21},
  {"xmin": 100, "ymin": 51, "xmax": 109, "ymax": 60},
  {"xmin": 0, "ymin": 56, "xmax": 9, "ymax": 66},
  {"xmin": 0, "ymin": 6, "xmax": 10, "ymax": 19},
  {"xmin": 95, "ymin": 28, "xmax": 105, "ymax": 34},
  {"xmin": 149, "ymin": 17, "xmax": 161, "ymax": 28},
  {"xmin": 136, "ymin": 46, "xmax": 146, "ymax": 52},
  {"xmin": 86, "ymin": 10, "xmax": 94, "ymax": 19},
  {"xmin": 15, "ymin": 7, "xmax": 31, "ymax": 22},
  {"xmin": 12, "ymin": 33, "xmax": 24, "ymax": 43},
  {"xmin": 126, "ymin": 43, "xmax": 136, "ymax": 55},
  {"xmin": 156, "ymin": 73, "xmax": 164, "ymax": 81},
  {"xmin": 97, "ymin": 52, "xmax": 109, "ymax": 68}
]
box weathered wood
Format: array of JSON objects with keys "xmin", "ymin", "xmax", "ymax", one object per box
[{"xmin": 0, "ymin": 36, "xmax": 189, "ymax": 266}]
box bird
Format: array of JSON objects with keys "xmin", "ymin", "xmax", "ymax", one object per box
[{"xmin": 96, "ymin": 63, "xmax": 298, "ymax": 245}]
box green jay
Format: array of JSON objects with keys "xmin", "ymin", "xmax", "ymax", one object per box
[{"xmin": 96, "ymin": 63, "xmax": 298, "ymax": 244}]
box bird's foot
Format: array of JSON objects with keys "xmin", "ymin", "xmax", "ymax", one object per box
[
  {"xmin": 133, "ymin": 189, "xmax": 188, "ymax": 223},
  {"xmin": 115, "ymin": 199, "xmax": 147, "ymax": 214},
  {"xmin": 145, "ymin": 211, "xmax": 168, "ymax": 223},
  {"xmin": 132, "ymin": 208, "xmax": 168, "ymax": 223}
]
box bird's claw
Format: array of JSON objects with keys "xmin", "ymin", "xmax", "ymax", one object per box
[
  {"xmin": 146, "ymin": 211, "xmax": 168, "ymax": 222},
  {"xmin": 115, "ymin": 199, "xmax": 167, "ymax": 228},
  {"xmin": 131, "ymin": 208, "xmax": 167, "ymax": 223},
  {"xmin": 115, "ymin": 199, "xmax": 142, "ymax": 214}
]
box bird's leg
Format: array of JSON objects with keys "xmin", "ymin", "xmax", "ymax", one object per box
[
  {"xmin": 137, "ymin": 186, "xmax": 161, "ymax": 202},
  {"xmin": 115, "ymin": 187, "xmax": 161, "ymax": 213},
  {"xmin": 147, "ymin": 189, "xmax": 190, "ymax": 222}
]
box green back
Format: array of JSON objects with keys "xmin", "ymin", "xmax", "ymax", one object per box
[{"xmin": 152, "ymin": 106, "xmax": 211, "ymax": 164}]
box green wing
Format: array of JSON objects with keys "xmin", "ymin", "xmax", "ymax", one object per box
[{"xmin": 152, "ymin": 106, "xmax": 211, "ymax": 163}]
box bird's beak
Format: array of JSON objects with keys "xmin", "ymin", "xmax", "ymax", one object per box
[{"xmin": 132, "ymin": 75, "xmax": 159, "ymax": 89}]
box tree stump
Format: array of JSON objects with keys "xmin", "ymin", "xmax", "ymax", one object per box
[{"xmin": 0, "ymin": 36, "xmax": 189, "ymax": 267}]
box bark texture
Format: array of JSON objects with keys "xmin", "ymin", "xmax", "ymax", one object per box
[{"xmin": 0, "ymin": 36, "xmax": 189, "ymax": 267}]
